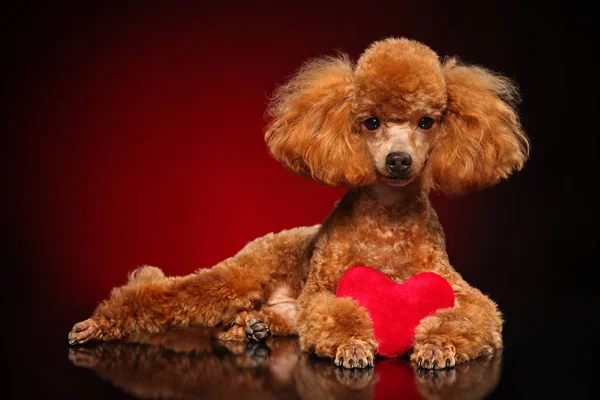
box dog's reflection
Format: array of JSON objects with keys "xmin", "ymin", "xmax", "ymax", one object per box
[{"xmin": 69, "ymin": 328, "xmax": 501, "ymax": 400}]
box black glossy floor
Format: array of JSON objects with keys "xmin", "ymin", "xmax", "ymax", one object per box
[
  {"xmin": 8, "ymin": 303, "xmax": 593, "ymax": 399},
  {"xmin": 65, "ymin": 330, "xmax": 502, "ymax": 400}
]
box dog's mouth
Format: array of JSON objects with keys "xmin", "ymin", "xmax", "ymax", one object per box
[
  {"xmin": 386, "ymin": 176, "xmax": 413, "ymax": 186},
  {"xmin": 378, "ymin": 172, "xmax": 414, "ymax": 187}
]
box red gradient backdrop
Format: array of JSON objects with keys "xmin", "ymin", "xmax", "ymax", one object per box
[{"xmin": 10, "ymin": 2, "xmax": 513, "ymax": 312}]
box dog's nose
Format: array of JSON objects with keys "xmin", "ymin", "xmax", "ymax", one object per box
[{"xmin": 385, "ymin": 152, "xmax": 412, "ymax": 174}]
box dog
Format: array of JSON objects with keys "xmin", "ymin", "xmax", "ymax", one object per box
[{"xmin": 68, "ymin": 37, "xmax": 529, "ymax": 370}]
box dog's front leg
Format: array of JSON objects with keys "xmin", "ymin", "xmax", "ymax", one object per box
[
  {"xmin": 297, "ymin": 287, "xmax": 377, "ymax": 369},
  {"xmin": 296, "ymin": 250, "xmax": 377, "ymax": 369},
  {"xmin": 410, "ymin": 273, "xmax": 503, "ymax": 369}
]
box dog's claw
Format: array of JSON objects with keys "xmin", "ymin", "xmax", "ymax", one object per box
[
  {"xmin": 68, "ymin": 331, "xmax": 79, "ymax": 345},
  {"xmin": 335, "ymin": 343, "xmax": 373, "ymax": 369},
  {"xmin": 412, "ymin": 342, "xmax": 456, "ymax": 370}
]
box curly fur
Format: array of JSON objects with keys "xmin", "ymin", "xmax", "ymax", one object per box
[
  {"xmin": 69, "ymin": 37, "xmax": 529, "ymax": 371},
  {"xmin": 426, "ymin": 58, "xmax": 529, "ymax": 193},
  {"xmin": 265, "ymin": 55, "xmax": 376, "ymax": 186}
]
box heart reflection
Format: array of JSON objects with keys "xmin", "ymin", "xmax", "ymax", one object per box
[{"xmin": 68, "ymin": 328, "xmax": 501, "ymax": 400}]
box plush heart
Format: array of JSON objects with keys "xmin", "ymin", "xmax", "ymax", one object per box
[{"xmin": 336, "ymin": 267, "xmax": 455, "ymax": 357}]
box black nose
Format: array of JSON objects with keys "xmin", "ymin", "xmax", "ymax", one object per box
[{"xmin": 385, "ymin": 152, "xmax": 412, "ymax": 174}]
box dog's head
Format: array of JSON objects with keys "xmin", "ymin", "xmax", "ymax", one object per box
[{"xmin": 265, "ymin": 38, "xmax": 529, "ymax": 194}]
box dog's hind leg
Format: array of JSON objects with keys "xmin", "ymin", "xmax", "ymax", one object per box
[{"xmin": 68, "ymin": 226, "xmax": 317, "ymax": 345}]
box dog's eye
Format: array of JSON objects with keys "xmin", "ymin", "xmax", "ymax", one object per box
[
  {"xmin": 418, "ymin": 117, "xmax": 435, "ymax": 130},
  {"xmin": 364, "ymin": 117, "xmax": 380, "ymax": 131}
]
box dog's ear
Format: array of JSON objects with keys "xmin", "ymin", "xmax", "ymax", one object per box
[
  {"xmin": 265, "ymin": 55, "xmax": 375, "ymax": 187},
  {"xmin": 426, "ymin": 58, "xmax": 530, "ymax": 194}
]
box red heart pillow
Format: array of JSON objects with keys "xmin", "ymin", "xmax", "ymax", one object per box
[{"xmin": 336, "ymin": 267, "xmax": 455, "ymax": 357}]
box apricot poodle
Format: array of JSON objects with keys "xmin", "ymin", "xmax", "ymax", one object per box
[{"xmin": 68, "ymin": 38, "xmax": 529, "ymax": 370}]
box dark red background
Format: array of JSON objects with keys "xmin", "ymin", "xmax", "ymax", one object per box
[
  {"xmin": 4, "ymin": 1, "xmax": 597, "ymax": 397},
  {"xmin": 8, "ymin": 1, "xmax": 513, "ymax": 308}
]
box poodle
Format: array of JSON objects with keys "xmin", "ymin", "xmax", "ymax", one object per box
[{"xmin": 68, "ymin": 37, "xmax": 529, "ymax": 370}]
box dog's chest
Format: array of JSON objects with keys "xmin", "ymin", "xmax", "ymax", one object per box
[{"xmin": 352, "ymin": 220, "xmax": 430, "ymax": 278}]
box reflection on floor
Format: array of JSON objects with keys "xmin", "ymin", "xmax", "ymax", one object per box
[{"xmin": 68, "ymin": 327, "xmax": 501, "ymax": 400}]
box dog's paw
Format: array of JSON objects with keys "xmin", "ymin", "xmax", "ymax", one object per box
[
  {"xmin": 245, "ymin": 318, "xmax": 271, "ymax": 341},
  {"xmin": 334, "ymin": 343, "xmax": 374, "ymax": 369},
  {"xmin": 411, "ymin": 342, "xmax": 456, "ymax": 369},
  {"xmin": 68, "ymin": 318, "xmax": 100, "ymax": 345}
]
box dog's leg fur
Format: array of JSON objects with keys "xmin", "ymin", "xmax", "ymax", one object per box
[
  {"xmin": 68, "ymin": 226, "xmax": 317, "ymax": 345},
  {"xmin": 410, "ymin": 270, "xmax": 503, "ymax": 369}
]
